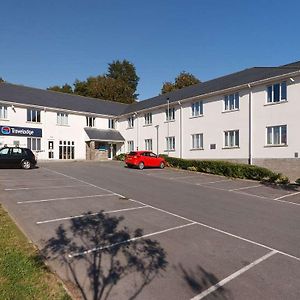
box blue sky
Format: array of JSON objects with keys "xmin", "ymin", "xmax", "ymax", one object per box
[{"xmin": 1, "ymin": 0, "xmax": 299, "ymax": 100}]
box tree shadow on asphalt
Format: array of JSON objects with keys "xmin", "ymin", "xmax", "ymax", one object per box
[
  {"xmin": 42, "ymin": 212, "xmax": 168, "ymax": 300},
  {"xmin": 177, "ymin": 264, "xmax": 232, "ymax": 299}
]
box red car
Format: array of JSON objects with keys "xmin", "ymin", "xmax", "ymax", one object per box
[{"xmin": 125, "ymin": 151, "xmax": 166, "ymax": 170}]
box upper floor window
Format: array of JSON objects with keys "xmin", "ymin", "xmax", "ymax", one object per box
[
  {"xmin": 144, "ymin": 112, "xmax": 152, "ymax": 125},
  {"xmin": 57, "ymin": 112, "xmax": 68, "ymax": 126},
  {"xmin": 27, "ymin": 109, "xmax": 41, "ymax": 123},
  {"xmin": 267, "ymin": 81, "xmax": 287, "ymax": 103},
  {"xmin": 166, "ymin": 107, "xmax": 175, "ymax": 121},
  {"xmin": 86, "ymin": 116, "xmax": 95, "ymax": 127},
  {"xmin": 224, "ymin": 93, "xmax": 239, "ymax": 111},
  {"xmin": 0, "ymin": 105, "xmax": 8, "ymax": 119},
  {"xmin": 191, "ymin": 101, "xmax": 203, "ymax": 117},
  {"xmin": 166, "ymin": 136, "xmax": 175, "ymax": 151},
  {"xmin": 224, "ymin": 130, "xmax": 239, "ymax": 148},
  {"xmin": 267, "ymin": 125, "xmax": 287, "ymax": 145},
  {"xmin": 128, "ymin": 116, "xmax": 134, "ymax": 128},
  {"xmin": 108, "ymin": 119, "xmax": 115, "ymax": 129},
  {"xmin": 191, "ymin": 133, "xmax": 203, "ymax": 149},
  {"xmin": 145, "ymin": 139, "xmax": 153, "ymax": 151}
]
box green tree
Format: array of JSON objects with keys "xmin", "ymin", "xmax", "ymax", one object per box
[
  {"xmin": 161, "ymin": 71, "xmax": 201, "ymax": 94},
  {"xmin": 47, "ymin": 83, "xmax": 73, "ymax": 94}
]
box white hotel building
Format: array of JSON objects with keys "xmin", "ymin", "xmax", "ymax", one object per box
[{"xmin": 0, "ymin": 61, "xmax": 300, "ymax": 179}]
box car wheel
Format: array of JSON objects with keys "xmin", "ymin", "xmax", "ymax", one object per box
[
  {"xmin": 21, "ymin": 160, "xmax": 31, "ymax": 170},
  {"xmin": 138, "ymin": 162, "xmax": 144, "ymax": 170},
  {"xmin": 127, "ymin": 164, "xmax": 132, "ymax": 168},
  {"xmin": 160, "ymin": 162, "xmax": 165, "ymax": 169}
]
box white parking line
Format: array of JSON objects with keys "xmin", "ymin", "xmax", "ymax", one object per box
[
  {"xmin": 68, "ymin": 222, "xmax": 197, "ymax": 258},
  {"xmin": 168, "ymin": 175, "xmax": 200, "ymax": 180},
  {"xmin": 196, "ymin": 179, "xmax": 231, "ymax": 185},
  {"xmin": 229, "ymin": 184, "xmax": 262, "ymax": 191},
  {"xmin": 17, "ymin": 194, "xmax": 116, "ymax": 204},
  {"xmin": 0, "ymin": 178, "xmax": 71, "ymax": 182},
  {"xmin": 42, "ymin": 167, "xmax": 300, "ymax": 262},
  {"xmin": 4, "ymin": 184, "xmax": 88, "ymax": 191},
  {"xmin": 274, "ymin": 191, "xmax": 300, "ymax": 200},
  {"xmin": 190, "ymin": 250, "xmax": 277, "ymax": 300},
  {"xmin": 36, "ymin": 205, "xmax": 148, "ymax": 224}
]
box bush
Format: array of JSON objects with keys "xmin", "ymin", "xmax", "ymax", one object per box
[
  {"xmin": 295, "ymin": 178, "xmax": 300, "ymax": 185},
  {"xmin": 161, "ymin": 155, "xmax": 287, "ymax": 183},
  {"xmin": 114, "ymin": 153, "xmax": 126, "ymax": 161}
]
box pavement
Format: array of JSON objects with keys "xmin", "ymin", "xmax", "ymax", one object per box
[{"xmin": 0, "ymin": 161, "xmax": 299, "ymax": 300}]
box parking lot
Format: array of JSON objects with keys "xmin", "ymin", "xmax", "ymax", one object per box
[{"xmin": 0, "ymin": 161, "xmax": 299, "ymax": 300}]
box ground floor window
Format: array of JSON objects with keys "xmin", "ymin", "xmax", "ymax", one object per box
[
  {"xmin": 224, "ymin": 130, "xmax": 239, "ymax": 148},
  {"xmin": 59, "ymin": 140, "xmax": 74, "ymax": 159},
  {"xmin": 127, "ymin": 140, "xmax": 134, "ymax": 152},
  {"xmin": 191, "ymin": 133, "xmax": 203, "ymax": 149},
  {"xmin": 166, "ymin": 136, "xmax": 175, "ymax": 151},
  {"xmin": 145, "ymin": 139, "xmax": 153, "ymax": 151},
  {"xmin": 27, "ymin": 138, "xmax": 41, "ymax": 151},
  {"xmin": 267, "ymin": 125, "xmax": 287, "ymax": 145}
]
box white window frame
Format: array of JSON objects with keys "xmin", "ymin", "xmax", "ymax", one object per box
[
  {"xmin": 224, "ymin": 93, "xmax": 239, "ymax": 111},
  {"xmin": 144, "ymin": 112, "xmax": 152, "ymax": 125},
  {"xmin": 27, "ymin": 109, "xmax": 41, "ymax": 123},
  {"xmin": 145, "ymin": 139, "xmax": 153, "ymax": 151},
  {"xmin": 191, "ymin": 101, "xmax": 203, "ymax": 117},
  {"xmin": 127, "ymin": 140, "xmax": 134, "ymax": 152},
  {"xmin": 127, "ymin": 116, "xmax": 134, "ymax": 129},
  {"xmin": 0, "ymin": 105, "xmax": 8, "ymax": 119},
  {"xmin": 165, "ymin": 107, "xmax": 175, "ymax": 121},
  {"xmin": 191, "ymin": 133, "xmax": 203, "ymax": 150},
  {"xmin": 166, "ymin": 136, "xmax": 175, "ymax": 151},
  {"xmin": 108, "ymin": 119, "xmax": 115, "ymax": 129},
  {"xmin": 267, "ymin": 81, "xmax": 287, "ymax": 103},
  {"xmin": 57, "ymin": 112, "xmax": 69, "ymax": 126},
  {"xmin": 27, "ymin": 137, "xmax": 41, "ymax": 151},
  {"xmin": 266, "ymin": 125, "xmax": 287, "ymax": 146},
  {"xmin": 86, "ymin": 116, "xmax": 95, "ymax": 127},
  {"xmin": 224, "ymin": 130, "xmax": 239, "ymax": 148}
]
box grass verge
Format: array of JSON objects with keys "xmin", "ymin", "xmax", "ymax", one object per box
[{"xmin": 0, "ymin": 204, "xmax": 71, "ymax": 300}]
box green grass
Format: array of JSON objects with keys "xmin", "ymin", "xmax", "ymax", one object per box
[{"xmin": 0, "ymin": 205, "xmax": 71, "ymax": 300}]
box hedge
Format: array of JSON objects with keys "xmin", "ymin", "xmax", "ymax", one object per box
[{"xmin": 160, "ymin": 155, "xmax": 289, "ymax": 183}]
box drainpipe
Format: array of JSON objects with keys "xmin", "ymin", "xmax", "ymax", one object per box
[
  {"xmin": 248, "ymin": 84, "xmax": 253, "ymax": 165},
  {"xmin": 167, "ymin": 99, "xmax": 170, "ymax": 156},
  {"xmin": 178, "ymin": 100, "xmax": 182, "ymax": 158},
  {"xmin": 155, "ymin": 125, "xmax": 159, "ymax": 155}
]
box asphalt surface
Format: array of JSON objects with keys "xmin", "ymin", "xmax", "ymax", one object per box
[{"xmin": 0, "ymin": 161, "xmax": 299, "ymax": 300}]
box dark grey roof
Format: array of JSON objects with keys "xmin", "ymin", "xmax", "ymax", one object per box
[
  {"xmin": 123, "ymin": 65, "xmax": 300, "ymax": 114},
  {"xmin": 84, "ymin": 128, "xmax": 125, "ymax": 142},
  {"xmin": 0, "ymin": 83, "xmax": 128, "ymax": 116}
]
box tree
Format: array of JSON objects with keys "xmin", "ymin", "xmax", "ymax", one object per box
[
  {"xmin": 0, "ymin": 77, "xmax": 5, "ymax": 83},
  {"xmin": 107, "ymin": 60, "xmax": 139, "ymax": 100},
  {"xmin": 47, "ymin": 83, "xmax": 73, "ymax": 94},
  {"xmin": 161, "ymin": 71, "xmax": 201, "ymax": 94}
]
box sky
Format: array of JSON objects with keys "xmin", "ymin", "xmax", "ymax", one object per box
[{"xmin": 1, "ymin": 0, "xmax": 300, "ymax": 100}]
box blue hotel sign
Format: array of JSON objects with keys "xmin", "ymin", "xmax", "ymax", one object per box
[{"xmin": 0, "ymin": 125, "xmax": 42, "ymax": 137}]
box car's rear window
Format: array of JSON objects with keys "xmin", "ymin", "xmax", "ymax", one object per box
[{"xmin": 128, "ymin": 152, "xmax": 137, "ymax": 156}]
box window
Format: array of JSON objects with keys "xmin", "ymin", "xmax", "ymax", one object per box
[
  {"xmin": 191, "ymin": 101, "xmax": 203, "ymax": 117},
  {"xmin": 128, "ymin": 116, "xmax": 134, "ymax": 128},
  {"xmin": 59, "ymin": 140, "xmax": 75, "ymax": 159},
  {"xmin": 267, "ymin": 125, "xmax": 287, "ymax": 145},
  {"xmin": 127, "ymin": 140, "xmax": 134, "ymax": 152},
  {"xmin": 165, "ymin": 107, "xmax": 175, "ymax": 121},
  {"xmin": 166, "ymin": 136, "xmax": 175, "ymax": 151},
  {"xmin": 144, "ymin": 112, "xmax": 152, "ymax": 125},
  {"xmin": 27, "ymin": 109, "xmax": 41, "ymax": 123},
  {"xmin": 145, "ymin": 139, "xmax": 153, "ymax": 151},
  {"xmin": 108, "ymin": 119, "xmax": 115, "ymax": 129},
  {"xmin": 224, "ymin": 130, "xmax": 239, "ymax": 148},
  {"xmin": 0, "ymin": 148, "xmax": 9, "ymax": 155},
  {"xmin": 11, "ymin": 148, "xmax": 22, "ymax": 155},
  {"xmin": 0, "ymin": 106, "xmax": 8, "ymax": 119},
  {"xmin": 224, "ymin": 93, "xmax": 239, "ymax": 111},
  {"xmin": 27, "ymin": 138, "xmax": 41, "ymax": 151},
  {"xmin": 57, "ymin": 113, "xmax": 68, "ymax": 125},
  {"xmin": 86, "ymin": 116, "xmax": 95, "ymax": 127},
  {"xmin": 267, "ymin": 82, "xmax": 287, "ymax": 103},
  {"xmin": 191, "ymin": 134, "xmax": 203, "ymax": 149}
]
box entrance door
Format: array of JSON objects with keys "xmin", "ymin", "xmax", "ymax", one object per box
[
  {"xmin": 108, "ymin": 144, "xmax": 117, "ymax": 160},
  {"xmin": 48, "ymin": 141, "xmax": 54, "ymax": 159}
]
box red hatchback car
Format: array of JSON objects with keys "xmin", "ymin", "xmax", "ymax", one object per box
[{"xmin": 125, "ymin": 151, "xmax": 166, "ymax": 170}]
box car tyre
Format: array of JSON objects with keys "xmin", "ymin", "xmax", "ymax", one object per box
[
  {"xmin": 21, "ymin": 160, "xmax": 31, "ymax": 170},
  {"xmin": 160, "ymin": 162, "xmax": 165, "ymax": 169},
  {"xmin": 138, "ymin": 162, "xmax": 144, "ymax": 170}
]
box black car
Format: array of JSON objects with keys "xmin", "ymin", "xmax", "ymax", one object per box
[{"xmin": 0, "ymin": 147, "xmax": 37, "ymax": 169}]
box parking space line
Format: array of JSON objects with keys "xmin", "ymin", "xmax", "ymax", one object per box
[
  {"xmin": 196, "ymin": 179, "xmax": 232, "ymax": 185},
  {"xmin": 168, "ymin": 175, "xmax": 201, "ymax": 180},
  {"xmin": 42, "ymin": 167, "xmax": 300, "ymax": 262},
  {"xmin": 68, "ymin": 222, "xmax": 197, "ymax": 258},
  {"xmin": 274, "ymin": 191, "xmax": 300, "ymax": 201},
  {"xmin": 4, "ymin": 184, "xmax": 88, "ymax": 191},
  {"xmin": 229, "ymin": 184, "xmax": 262, "ymax": 191},
  {"xmin": 190, "ymin": 250, "xmax": 277, "ymax": 300},
  {"xmin": 0, "ymin": 178, "xmax": 73, "ymax": 182},
  {"xmin": 17, "ymin": 194, "xmax": 116, "ymax": 204},
  {"xmin": 36, "ymin": 205, "xmax": 148, "ymax": 224}
]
